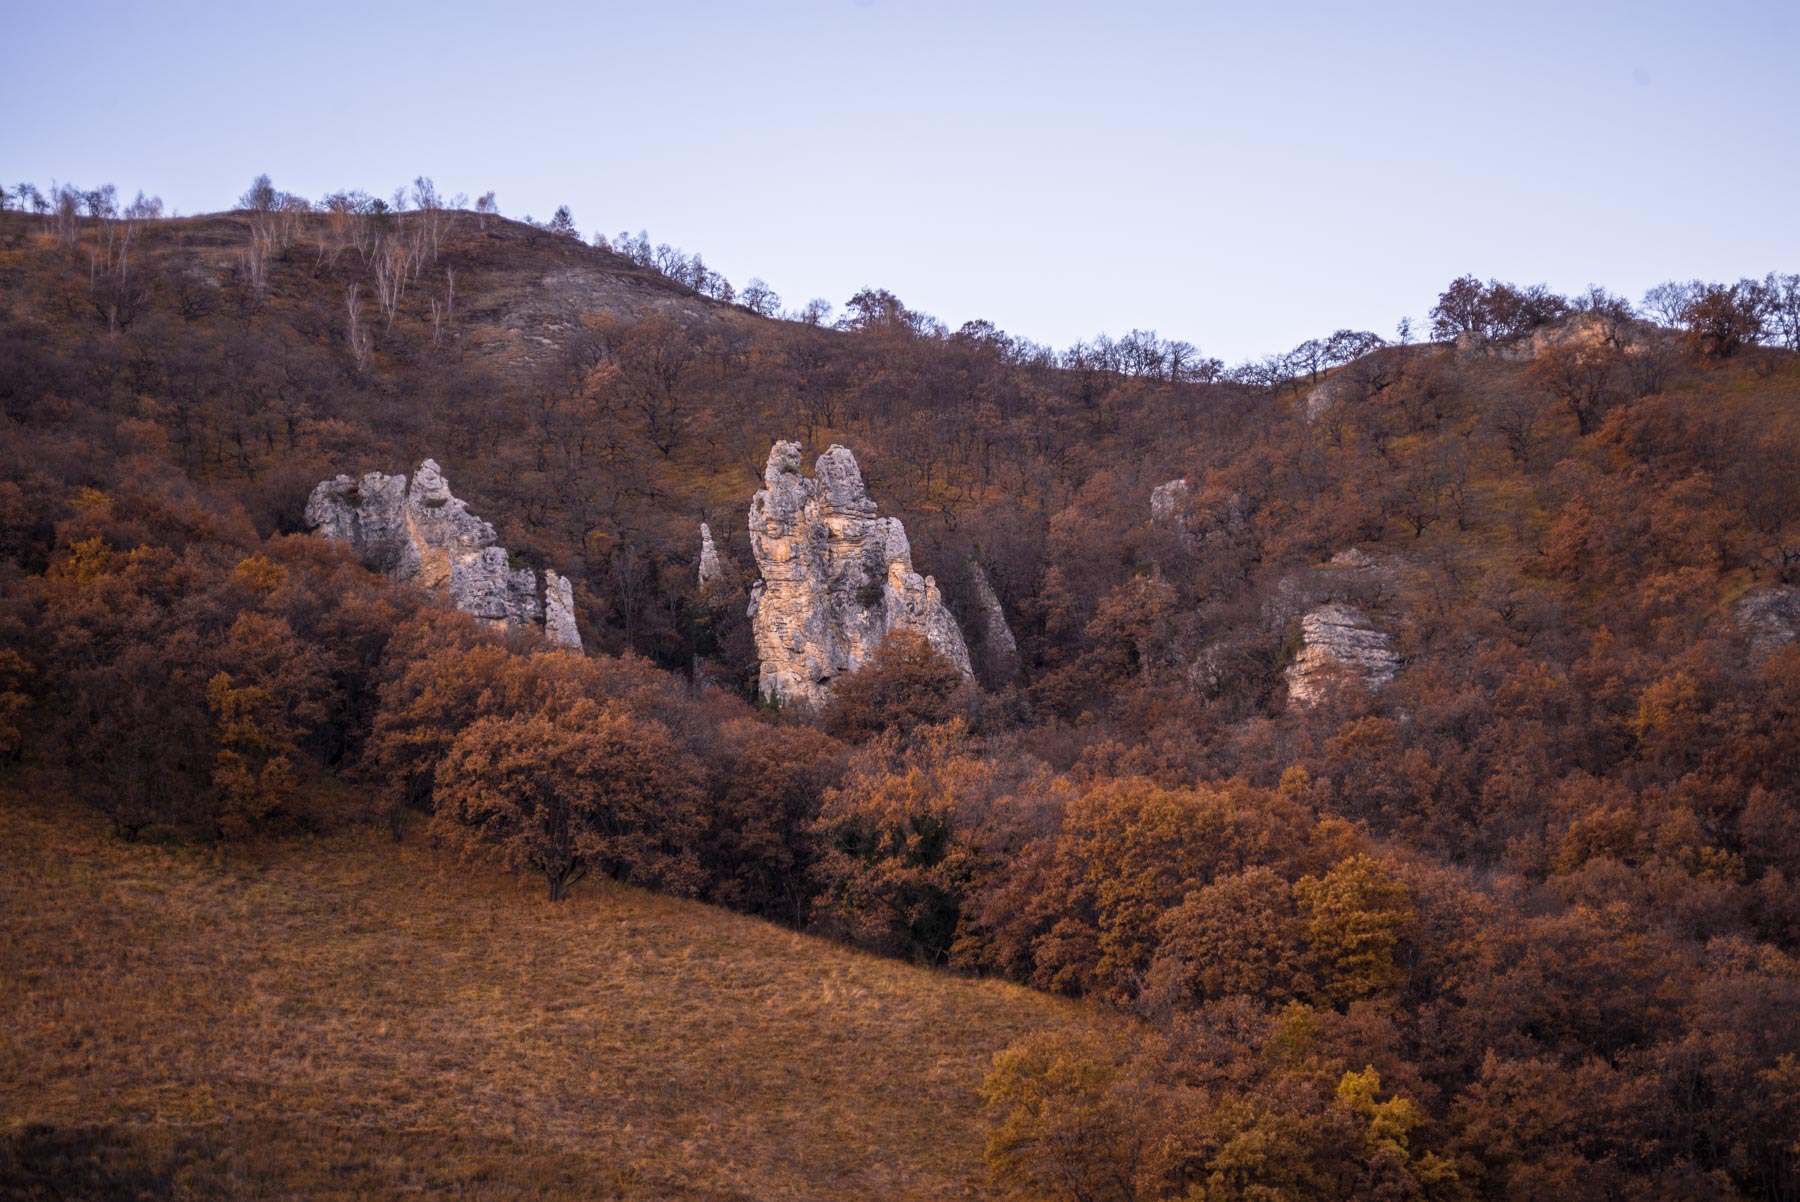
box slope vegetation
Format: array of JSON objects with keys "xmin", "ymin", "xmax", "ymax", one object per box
[{"xmin": 0, "ymin": 796, "xmax": 1103, "ymax": 1201}]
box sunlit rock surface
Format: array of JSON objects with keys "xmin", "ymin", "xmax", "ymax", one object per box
[
  {"xmin": 306, "ymin": 458, "xmax": 582, "ymax": 650},
  {"xmin": 1284, "ymin": 602, "xmax": 1400, "ymax": 705},
  {"xmin": 747, "ymin": 441, "xmax": 970, "ymax": 707}
]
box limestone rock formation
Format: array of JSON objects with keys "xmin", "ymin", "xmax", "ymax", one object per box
[
  {"xmin": 544, "ymin": 570, "xmax": 581, "ymax": 649},
  {"xmin": 1734, "ymin": 585, "xmax": 1800, "ymax": 657},
  {"xmin": 698, "ymin": 522, "xmax": 725, "ymax": 591},
  {"xmin": 1302, "ymin": 376, "xmax": 1351, "ymax": 421},
  {"xmin": 966, "ymin": 558, "xmax": 1020, "ymax": 683},
  {"xmin": 1149, "ymin": 478, "xmax": 1192, "ymax": 524},
  {"xmin": 1284, "ymin": 602, "xmax": 1400, "ymax": 706},
  {"xmin": 747, "ymin": 441, "xmax": 971, "ymax": 707},
  {"xmin": 306, "ymin": 458, "xmax": 582, "ymax": 650}
]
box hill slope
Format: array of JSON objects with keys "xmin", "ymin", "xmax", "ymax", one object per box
[{"xmin": 0, "ymin": 797, "xmax": 1103, "ymax": 1201}]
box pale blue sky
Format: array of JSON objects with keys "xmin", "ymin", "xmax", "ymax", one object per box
[{"xmin": 5, "ymin": 0, "xmax": 1796, "ymax": 360}]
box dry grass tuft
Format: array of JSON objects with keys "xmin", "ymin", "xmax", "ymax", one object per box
[{"xmin": 0, "ymin": 796, "xmax": 1107, "ymax": 1200}]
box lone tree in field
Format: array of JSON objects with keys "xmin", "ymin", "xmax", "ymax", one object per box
[{"xmin": 430, "ymin": 700, "xmax": 702, "ymax": 900}]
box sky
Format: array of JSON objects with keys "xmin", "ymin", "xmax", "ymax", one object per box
[{"xmin": 4, "ymin": 0, "xmax": 1797, "ymax": 361}]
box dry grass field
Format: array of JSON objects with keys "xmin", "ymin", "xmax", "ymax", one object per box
[{"xmin": 0, "ymin": 794, "xmax": 1109, "ymax": 1200}]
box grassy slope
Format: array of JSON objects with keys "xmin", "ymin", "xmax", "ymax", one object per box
[{"xmin": 0, "ymin": 796, "xmax": 1107, "ymax": 1200}]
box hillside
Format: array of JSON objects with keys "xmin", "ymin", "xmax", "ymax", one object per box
[
  {"xmin": 0, "ymin": 794, "xmax": 1104, "ymax": 1201},
  {"xmin": 3, "ymin": 196, "xmax": 1799, "ymax": 1199}
]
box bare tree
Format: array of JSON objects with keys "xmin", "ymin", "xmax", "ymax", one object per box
[
  {"xmin": 49, "ymin": 183, "xmax": 81, "ymax": 247},
  {"xmin": 1488, "ymin": 389, "xmax": 1550, "ymax": 470},
  {"xmin": 429, "ymin": 266, "xmax": 456, "ymax": 350},
  {"xmin": 86, "ymin": 191, "xmax": 158, "ymax": 333},
  {"xmin": 345, "ymin": 283, "xmax": 373, "ymax": 371},
  {"xmin": 239, "ymin": 174, "xmax": 277, "ymax": 213},
  {"xmin": 741, "ymin": 277, "xmax": 781, "ymax": 317},
  {"xmin": 1641, "ymin": 279, "xmax": 1702, "ymax": 327},
  {"xmin": 1765, "ymin": 272, "xmax": 1800, "ymax": 351},
  {"xmin": 372, "ymin": 238, "xmax": 407, "ymax": 328}
]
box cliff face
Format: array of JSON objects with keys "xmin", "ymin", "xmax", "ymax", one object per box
[
  {"xmin": 1284, "ymin": 602, "xmax": 1399, "ymax": 705},
  {"xmin": 305, "ymin": 458, "xmax": 582, "ymax": 650},
  {"xmin": 747, "ymin": 442, "xmax": 970, "ymax": 708},
  {"xmin": 1735, "ymin": 585, "xmax": 1800, "ymax": 657}
]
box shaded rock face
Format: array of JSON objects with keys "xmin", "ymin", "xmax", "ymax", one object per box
[
  {"xmin": 966, "ymin": 558, "xmax": 1020, "ymax": 684},
  {"xmin": 1735, "ymin": 585, "xmax": 1800, "ymax": 657},
  {"xmin": 306, "ymin": 459, "xmax": 582, "ymax": 650},
  {"xmin": 1284, "ymin": 602, "xmax": 1400, "ymax": 706},
  {"xmin": 1149, "ymin": 478, "xmax": 1192, "ymax": 525},
  {"xmin": 747, "ymin": 441, "xmax": 971, "ymax": 708},
  {"xmin": 544, "ymin": 570, "xmax": 581, "ymax": 649},
  {"xmin": 1302, "ymin": 376, "xmax": 1351, "ymax": 421}
]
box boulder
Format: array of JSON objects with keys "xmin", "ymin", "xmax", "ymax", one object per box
[
  {"xmin": 544, "ymin": 569, "xmax": 581, "ymax": 649},
  {"xmin": 1149, "ymin": 478, "xmax": 1192, "ymax": 524}
]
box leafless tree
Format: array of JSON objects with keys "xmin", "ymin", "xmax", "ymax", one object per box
[
  {"xmin": 1641, "ymin": 279, "xmax": 1702, "ymax": 327},
  {"xmin": 87, "ymin": 191, "xmax": 158, "ymax": 333},
  {"xmin": 239, "ymin": 174, "xmax": 277, "ymax": 213},
  {"xmin": 49, "ymin": 183, "xmax": 81, "ymax": 247},
  {"xmin": 1488, "ymin": 390, "xmax": 1549, "ymax": 470},
  {"xmin": 345, "ymin": 283, "xmax": 373, "ymax": 371},
  {"xmin": 741, "ymin": 277, "xmax": 781, "ymax": 317},
  {"xmin": 429, "ymin": 266, "xmax": 456, "ymax": 350},
  {"xmin": 373, "ymin": 239, "xmax": 407, "ymax": 328}
]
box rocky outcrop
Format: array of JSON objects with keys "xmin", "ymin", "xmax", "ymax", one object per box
[
  {"xmin": 1284, "ymin": 602, "xmax": 1400, "ymax": 706},
  {"xmin": 698, "ymin": 522, "xmax": 725, "ymax": 591},
  {"xmin": 1735, "ymin": 585, "xmax": 1800, "ymax": 657},
  {"xmin": 966, "ymin": 558, "xmax": 1020, "ymax": 683},
  {"xmin": 747, "ymin": 441, "xmax": 971, "ymax": 708},
  {"xmin": 1150, "ymin": 478, "xmax": 1192, "ymax": 525},
  {"xmin": 306, "ymin": 458, "xmax": 582, "ymax": 650},
  {"xmin": 1302, "ymin": 376, "xmax": 1352, "ymax": 421},
  {"xmin": 544, "ymin": 570, "xmax": 581, "ymax": 649}
]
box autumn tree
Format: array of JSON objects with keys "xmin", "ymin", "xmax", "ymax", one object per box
[
  {"xmin": 980, "ymin": 1030, "xmax": 1158, "ymax": 1202},
  {"xmin": 430, "ymin": 699, "xmax": 701, "ymax": 900},
  {"xmin": 1294, "ymin": 854, "xmax": 1414, "ymax": 1006},
  {"xmin": 1525, "ymin": 340, "xmax": 1622, "ymax": 435},
  {"xmin": 1147, "ymin": 866, "xmax": 1311, "ymax": 1006},
  {"xmin": 820, "ymin": 628, "xmax": 970, "ymax": 741},
  {"xmin": 810, "ymin": 720, "xmax": 1012, "ymax": 961},
  {"xmin": 1681, "ymin": 281, "xmax": 1768, "ymax": 358}
]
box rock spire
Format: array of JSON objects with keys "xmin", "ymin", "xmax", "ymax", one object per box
[{"xmin": 746, "ymin": 441, "xmax": 970, "ymax": 707}]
